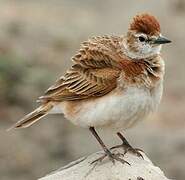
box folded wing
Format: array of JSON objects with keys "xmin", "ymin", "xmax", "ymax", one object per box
[{"xmin": 39, "ymin": 36, "xmax": 124, "ymax": 101}]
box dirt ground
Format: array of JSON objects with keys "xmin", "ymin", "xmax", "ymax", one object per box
[{"xmin": 0, "ymin": 1, "xmax": 185, "ymax": 179}]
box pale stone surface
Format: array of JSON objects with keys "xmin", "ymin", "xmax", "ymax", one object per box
[{"xmin": 39, "ymin": 148, "xmax": 170, "ymax": 180}]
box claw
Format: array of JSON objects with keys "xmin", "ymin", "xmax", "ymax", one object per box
[
  {"xmin": 124, "ymin": 147, "xmax": 144, "ymax": 159},
  {"xmin": 91, "ymin": 154, "xmax": 107, "ymax": 164},
  {"xmin": 91, "ymin": 150, "xmax": 130, "ymax": 165}
]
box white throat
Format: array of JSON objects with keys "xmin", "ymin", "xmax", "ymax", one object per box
[{"xmin": 122, "ymin": 40, "xmax": 161, "ymax": 59}]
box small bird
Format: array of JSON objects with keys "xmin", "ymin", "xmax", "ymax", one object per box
[{"xmin": 10, "ymin": 13, "xmax": 171, "ymax": 164}]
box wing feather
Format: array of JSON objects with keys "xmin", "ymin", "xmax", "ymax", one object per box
[{"xmin": 39, "ymin": 36, "xmax": 123, "ymax": 101}]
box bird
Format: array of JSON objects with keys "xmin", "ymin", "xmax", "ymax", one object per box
[{"xmin": 9, "ymin": 13, "xmax": 171, "ymax": 164}]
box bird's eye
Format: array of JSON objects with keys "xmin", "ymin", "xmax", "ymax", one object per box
[{"xmin": 138, "ymin": 36, "xmax": 146, "ymax": 42}]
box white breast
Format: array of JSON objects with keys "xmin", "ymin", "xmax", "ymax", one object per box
[{"xmin": 52, "ymin": 81, "xmax": 163, "ymax": 132}]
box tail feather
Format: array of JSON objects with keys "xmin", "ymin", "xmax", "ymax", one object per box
[{"xmin": 8, "ymin": 103, "xmax": 53, "ymax": 130}]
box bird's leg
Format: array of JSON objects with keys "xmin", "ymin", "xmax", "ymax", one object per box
[
  {"xmin": 89, "ymin": 127, "xmax": 129, "ymax": 165},
  {"xmin": 111, "ymin": 132, "xmax": 143, "ymax": 159}
]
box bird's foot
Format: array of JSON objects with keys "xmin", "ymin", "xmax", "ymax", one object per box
[
  {"xmin": 111, "ymin": 144, "xmax": 143, "ymax": 159},
  {"xmin": 111, "ymin": 132, "xmax": 144, "ymax": 159},
  {"xmin": 91, "ymin": 149, "xmax": 130, "ymax": 165},
  {"xmin": 124, "ymin": 146, "xmax": 144, "ymax": 158}
]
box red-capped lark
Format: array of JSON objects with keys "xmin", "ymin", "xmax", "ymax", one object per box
[{"xmin": 10, "ymin": 14, "xmax": 171, "ymax": 164}]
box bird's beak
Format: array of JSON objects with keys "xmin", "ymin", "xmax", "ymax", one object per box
[{"xmin": 153, "ymin": 36, "xmax": 171, "ymax": 44}]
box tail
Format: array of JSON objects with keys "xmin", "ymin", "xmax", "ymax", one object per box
[{"xmin": 8, "ymin": 102, "xmax": 53, "ymax": 130}]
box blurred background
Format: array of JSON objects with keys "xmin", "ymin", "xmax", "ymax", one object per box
[{"xmin": 0, "ymin": 0, "xmax": 185, "ymax": 179}]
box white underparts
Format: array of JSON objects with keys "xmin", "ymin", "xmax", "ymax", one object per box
[{"xmin": 50, "ymin": 82, "xmax": 163, "ymax": 132}]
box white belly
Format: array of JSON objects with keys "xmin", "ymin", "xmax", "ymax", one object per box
[{"xmin": 50, "ymin": 83, "xmax": 163, "ymax": 131}]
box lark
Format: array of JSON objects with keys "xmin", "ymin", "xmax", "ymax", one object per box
[{"xmin": 9, "ymin": 13, "xmax": 171, "ymax": 164}]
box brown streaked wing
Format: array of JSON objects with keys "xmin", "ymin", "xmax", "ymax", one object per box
[
  {"xmin": 39, "ymin": 65, "xmax": 120, "ymax": 101},
  {"xmin": 39, "ymin": 35, "xmax": 123, "ymax": 101},
  {"xmin": 72, "ymin": 35, "xmax": 124, "ymax": 69}
]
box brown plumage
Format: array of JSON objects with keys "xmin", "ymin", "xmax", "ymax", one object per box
[
  {"xmin": 40, "ymin": 36, "xmax": 123, "ymax": 101},
  {"xmin": 9, "ymin": 13, "xmax": 166, "ymax": 130},
  {"xmin": 130, "ymin": 13, "xmax": 160, "ymax": 35},
  {"xmin": 39, "ymin": 35, "xmax": 161, "ymax": 102},
  {"xmin": 9, "ymin": 13, "xmax": 171, "ymax": 165}
]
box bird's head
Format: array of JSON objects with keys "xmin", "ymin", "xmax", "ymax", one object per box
[{"xmin": 124, "ymin": 13, "xmax": 171, "ymax": 59}]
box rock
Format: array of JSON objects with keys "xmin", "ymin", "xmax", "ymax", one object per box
[{"xmin": 39, "ymin": 147, "xmax": 170, "ymax": 180}]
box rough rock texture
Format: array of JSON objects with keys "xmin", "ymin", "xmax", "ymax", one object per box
[{"xmin": 39, "ymin": 148, "xmax": 170, "ymax": 180}]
